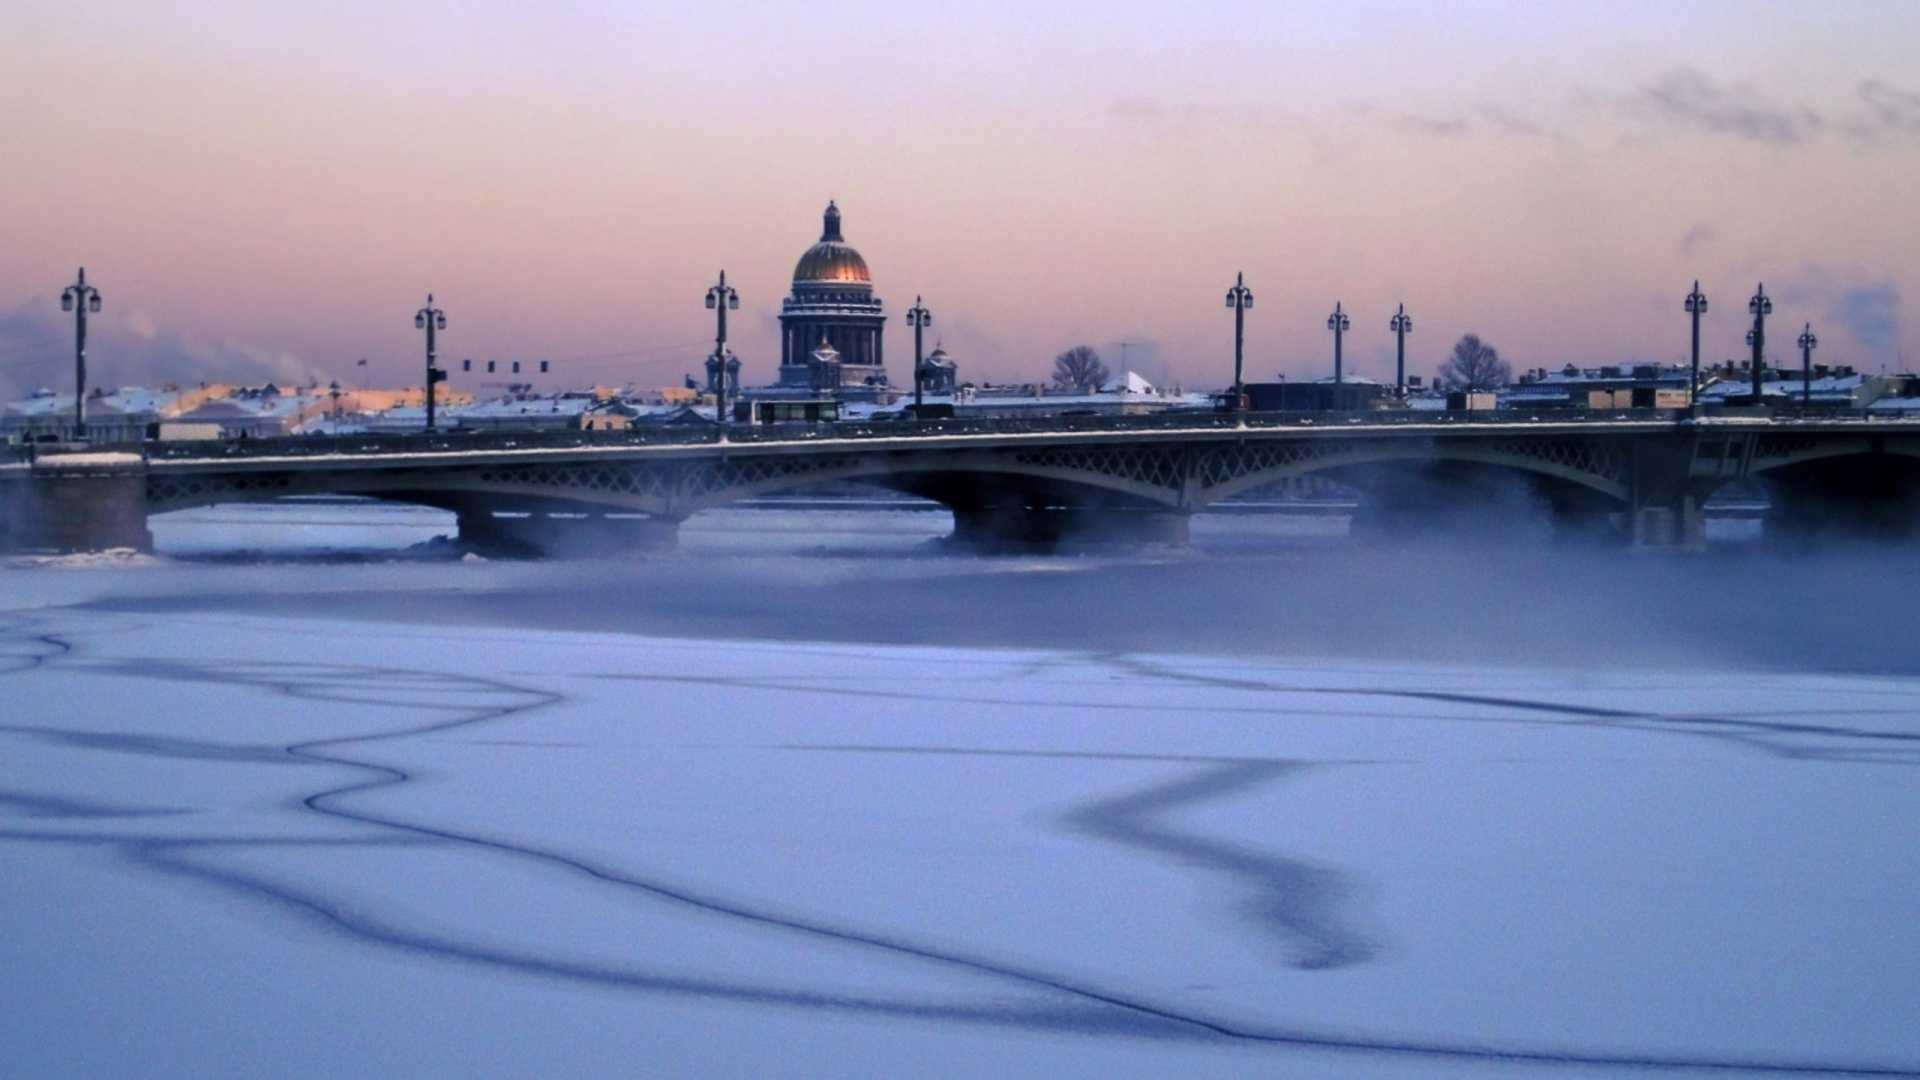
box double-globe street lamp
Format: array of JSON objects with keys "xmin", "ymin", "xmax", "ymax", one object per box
[
  {"xmin": 414, "ymin": 296, "xmax": 448, "ymax": 431},
  {"xmin": 906, "ymin": 296, "xmax": 932, "ymax": 413},
  {"xmin": 1389, "ymin": 304, "xmax": 1412, "ymax": 398},
  {"xmin": 1746, "ymin": 284, "xmax": 1772, "ymax": 403},
  {"xmin": 1798, "ymin": 323, "xmax": 1819, "ymax": 407},
  {"xmin": 1685, "ymin": 281, "xmax": 1709, "ymax": 405},
  {"xmin": 1224, "ymin": 273, "xmax": 1253, "ymax": 410},
  {"xmin": 705, "ymin": 271, "xmax": 739, "ymax": 432},
  {"xmin": 1327, "ymin": 302, "xmax": 1350, "ymax": 385},
  {"xmin": 60, "ymin": 268, "xmax": 102, "ymax": 441}
]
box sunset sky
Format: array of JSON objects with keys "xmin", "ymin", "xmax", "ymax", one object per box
[{"xmin": 3, "ymin": 1, "xmax": 1917, "ymax": 398}]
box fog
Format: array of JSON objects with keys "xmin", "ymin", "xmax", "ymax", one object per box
[
  {"xmin": 4, "ymin": 505, "xmax": 1918, "ymax": 1078},
  {"xmin": 120, "ymin": 501, "xmax": 1920, "ymax": 675}
]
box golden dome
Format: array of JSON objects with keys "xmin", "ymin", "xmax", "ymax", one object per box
[{"xmin": 792, "ymin": 202, "xmax": 871, "ymax": 284}]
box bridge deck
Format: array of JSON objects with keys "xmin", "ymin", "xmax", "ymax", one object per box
[{"xmin": 105, "ymin": 410, "xmax": 1920, "ymax": 473}]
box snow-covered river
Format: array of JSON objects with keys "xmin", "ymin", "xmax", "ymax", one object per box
[{"xmin": 2, "ymin": 501, "xmax": 1915, "ymax": 1078}]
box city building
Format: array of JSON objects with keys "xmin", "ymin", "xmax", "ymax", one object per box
[
  {"xmin": 881, "ymin": 371, "xmax": 1206, "ymax": 419},
  {"xmin": 774, "ymin": 202, "xmax": 890, "ymax": 399},
  {"xmin": 3, "ymin": 386, "xmax": 182, "ymax": 443},
  {"xmin": 1505, "ymin": 364, "xmax": 1692, "ymax": 410},
  {"xmin": 920, "ymin": 346, "xmax": 959, "ymax": 395},
  {"xmin": 1242, "ymin": 378, "xmax": 1390, "ymax": 412},
  {"xmin": 165, "ymin": 384, "xmax": 336, "ymax": 438},
  {"xmin": 1869, "ymin": 375, "xmax": 1920, "ymax": 416},
  {"xmin": 1697, "ymin": 365, "xmax": 1892, "ymax": 408}
]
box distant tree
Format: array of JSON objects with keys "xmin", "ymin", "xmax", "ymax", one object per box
[
  {"xmin": 1439, "ymin": 334, "xmax": 1511, "ymax": 389},
  {"xmin": 1051, "ymin": 346, "xmax": 1110, "ymax": 391}
]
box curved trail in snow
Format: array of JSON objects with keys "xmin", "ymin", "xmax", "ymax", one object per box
[{"xmin": 0, "ymin": 611, "xmax": 1914, "ymax": 1077}]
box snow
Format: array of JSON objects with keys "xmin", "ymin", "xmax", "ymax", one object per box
[
  {"xmin": 30, "ymin": 451, "xmax": 145, "ymax": 467},
  {"xmin": 2, "ymin": 557, "xmax": 1917, "ymax": 1078}
]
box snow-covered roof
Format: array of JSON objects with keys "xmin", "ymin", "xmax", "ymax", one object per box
[
  {"xmin": 1520, "ymin": 365, "xmax": 1688, "ymax": 385},
  {"xmin": 5, "ymin": 386, "xmax": 182, "ymax": 417},
  {"xmin": 1697, "ymin": 375, "xmax": 1868, "ymax": 401},
  {"xmin": 457, "ymin": 396, "xmax": 594, "ymax": 419},
  {"xmin": 1099, "ymin": 370, "xmax": 1158, "ymax": 394},
  {"xmin": 175, "ymin": 394, "xmax": 316, "ymax": 420}
]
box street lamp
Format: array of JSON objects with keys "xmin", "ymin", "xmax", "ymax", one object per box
[
  {"xmin": 1685, "ymin": 281, "xmax": 1708, "ymax": 405},
  {"xmin": 705, "ymin": 270, "xmax": 739, "ymax": 431},
  {"xmin": 1798, "ymin": 322, "xmax": 1818, "ymax": 407},
  {"xmin": 60, "ymin": 268, "xmax": 102, "ymax": 441},
  {"xmin": 1327, "ymin": 302, "xmax": 1350, "ymax": 385},
  {"xmin": 414, "ymin": 295, "xmax": 447, "ymax": 431},
  {"xmin": 906, "ymin": 296, "xmax": 932, "ymax": 413},
  {"xmin": 1389, "ymin": 304, "xmax": 1412, "ymax": 398},
  {"xmin": 1746, "ymin": 283, "xmax": 1771, "ymax": 404},
  {"xmin": 1224, "ymin": 273, "xmax": 1253, "ymax": 410}
]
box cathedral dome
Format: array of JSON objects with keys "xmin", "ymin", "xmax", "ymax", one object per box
[{"xmin": 792, "ymin": 202, "xmax": 871, "ymax": 284}]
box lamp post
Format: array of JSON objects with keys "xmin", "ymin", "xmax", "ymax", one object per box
[
  {"xmin": 414, "ymin": 295, "xmax": 447, "ymax": 431},
  {"xmin": 1327, "ymin": 302, "xmax": 1350, "ymax": 386},
  {"xmin": 906, "ymin": 296, "xmax": 932, "ymax": 413},
  {"xmin": 1225, "ymin": 273, "xmax": 1253, "ymax": 410},
  {"xmin": 705, "ymin": 271, "xmax": 739, "ymax": 432},
  {"xmin": 60, "ymin": 268, "xmax": 102, "ymax": 441},
  {"xmin": 1684, "ymin": 281, "xmax": 1708, "ymax": 405},
  {"xmin": 1746, "ymin": 284, "xmax": 1771, "ymax": 404},
  {"xmin": 1389, "ymin": 304, "xmax": 1412, "ymax": 398},
  {"xmin": 1798, "ymin": 323, "xmax": 1818, "ymax": 407}
]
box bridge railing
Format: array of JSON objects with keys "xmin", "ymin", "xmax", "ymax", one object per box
[
  {"xmin": 31, "ymin": 403, "xmax": 1919, "ymax": 463},
  {"xmin": 132, "ymin": 408, "xmax": 1710, "ymax": 460},
  {"xmin": 122, "ymin": 403, "xmax": 1920, "ymax": 462}
]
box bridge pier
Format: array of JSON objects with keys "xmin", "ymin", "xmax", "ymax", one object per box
[
  {"xmin": 454, "ymin": 507, "xmax": 680, "ymax": 558},
  {"xmin": 0, "ymin": 451, "xmax": 152, "ymax": 554},
  {"xmin": 948, "ymin": 506, "xmax": 1189, "ymax": 552},
  {"xmin": 1624, "ymin": 497, "xmax": 1708, "ymax": 550}
]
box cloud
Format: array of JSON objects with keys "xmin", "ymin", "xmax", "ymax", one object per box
[
  {"xmin": 127, "ymin": 309, "xmax": 160, "ymax": 341},
  {"xmin": 1631, "ymin": 68, "xmax": 1823, "ymax": 145},
  {"xmin": 1109, "ymin": 72, "xmax": 1920, "ymax": 155},
  {"xmin": 1836, "ymin": 283, "xmax": 1900, "ymax": 357},
  {"xmin": 1617, "ymin": 69, "xmax": 1920, "ymax": 149},
  {"xmin": 1386, "ymin": 113, "xmax": 1470, "ymax": 138},
  {"xmin": 1678, "ymin": 223, "xmax": 1717, "ymax": 259},
  {"xmin": 1857, "ymin": 80, "xmax": 1920, "ymax": 140},
  {"xmin": 1473, "ymin": 103, "xmax": 1559, "ymax": 141},
  {"xmin": 0, "ymin": 300, "xmax": 309, "ymax": 403},
  {"xmin": 1773, "ymin": 270, "xmax": 1903, "ymax": 364}
]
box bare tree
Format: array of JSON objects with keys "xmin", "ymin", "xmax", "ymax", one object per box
[
  {"xmin": 1051, "ymin": 346, "xmax": 1110, "ymax": 392},
  {"xmin": 1438, "ymin": 334, "xmax": 1511, "ymax": 389}
]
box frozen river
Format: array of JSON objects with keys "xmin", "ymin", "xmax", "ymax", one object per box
[{"xmin": 2, "ymin": 500, "xmax": 1917, "ymax": 1078}]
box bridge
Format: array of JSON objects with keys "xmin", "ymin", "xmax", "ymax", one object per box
[{"xmin": 5, "ymin": 411, "xmax": 1920, "ymax": 555}]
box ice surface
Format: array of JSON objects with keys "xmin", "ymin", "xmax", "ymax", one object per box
[
  {"xmin": 3, "ymin": 571, "xmax": 1917, "ymax": 1078},
  {"xmin": 4, "ymin": 502, "xmax": 1920, "ymax": 1077}
]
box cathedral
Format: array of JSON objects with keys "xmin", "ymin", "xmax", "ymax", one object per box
[{"xmin": 776, "ymin": 202, "xmax": 890, "ymax": 397}]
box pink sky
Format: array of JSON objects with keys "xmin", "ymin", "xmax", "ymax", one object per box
[{"xmin": 3, "ymin": 1, "xmax": 1917, "ymax": 398}]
